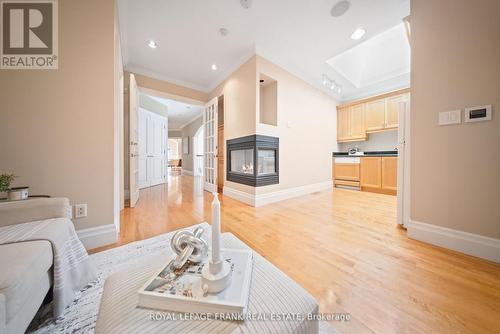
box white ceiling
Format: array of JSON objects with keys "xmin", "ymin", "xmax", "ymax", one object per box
[
  {"xmin": 149, "ymin": 96, "xmax": 203, "ymax": 130},
  {"xmin": 326, "ymin": 23, "xmax": 410, "ymax": 89},
  {"xmin": 118, "ymin": 0, "xmax": 410, "ymax": 101}
]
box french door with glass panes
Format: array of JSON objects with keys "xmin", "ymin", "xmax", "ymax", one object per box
[{"xmin": 203, "ymin": 97, "xmax": 218, "ymax": 193}]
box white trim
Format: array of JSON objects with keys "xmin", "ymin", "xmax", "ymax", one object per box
[
  {"xmin": 223, "ymin": 181, "xmax": 333, "ymax": 208},
  {"xmin": 126, "ymin": 65, "xmax": 208, "ymax": 92},
  {"xmin": 181, "ymin": 169, "xmax": 193, "ymax": 176},
  {"xmin": 223, "ymin": 187, "xmax": 256, "ymax": 206},
  {"xmin": 138, "ymin": 87, "xmax": 205, "ymax": 107},
  {"xmin": 255, "ymin": 181, "xmax": 333, "ymax": 207},
  {"xmin": 77, "ymin": 224, "xmax": 118, "ymax": 250},
  {"xmin": 408, "ymin": 220, "xmax": 500, "ymax": 263}
]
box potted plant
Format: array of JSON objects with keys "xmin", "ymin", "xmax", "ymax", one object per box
[{"xmin": 0, "ymin": 173, "xmax": 29, "ymax": 201}]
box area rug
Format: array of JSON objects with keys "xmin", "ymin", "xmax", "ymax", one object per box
[{"xmin": 28, "ymin": 223, "xmax": 339, "ymax": 334}]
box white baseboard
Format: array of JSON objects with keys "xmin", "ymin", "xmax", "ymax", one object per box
[
  {"xmin": 223, "ymin": 180, "xmax": 333, "ymax": 207},
  {"xmin": 182, "ymin": 169, "xmax": 193, "ymax": 176},
  {"xmin": 255, "ymin": 181, "xmax": 333, "ymax": 207},
  {"xmin": 223, "ymin": 187, "xmax": 256, "ymax": 206},
  {"xmin": 77, "ymin": 224, "xmax": 118, "ymax": 250},
  {"xmin": 408, "ymin": 220, "xmax": 500, "ymax": 263}
]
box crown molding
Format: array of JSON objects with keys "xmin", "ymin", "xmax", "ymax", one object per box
[{"xmin": 125, "ymin": 65, "xmax": 209, "ymax": 93}]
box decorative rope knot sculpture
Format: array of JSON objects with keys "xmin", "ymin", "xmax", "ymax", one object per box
[{"xmin": 170, "ymin": 227, "xmax": 208, "ymax": 269}]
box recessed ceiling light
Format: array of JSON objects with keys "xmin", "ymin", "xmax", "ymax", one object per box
[
  {"xmin": 147, "ymin": 40, "xmax": 158, "ymax": 49},
  {"xmin": 211, "ymin": 64, "xmax": 217, "ymax": 71},
  {"xmin": 331, "ymin": 1, "xmax": 350, "ymax": 17},
  {"xmin": 240, "ymin": 0, "xmax": 252, "ymax": 9},
  {"xmin": 351, "ymin": 27, "xmax": 366, "ymax": 40}
]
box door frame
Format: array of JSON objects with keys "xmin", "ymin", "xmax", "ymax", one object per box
[
  {"xmin": 397, "ymin": 97, "xmax": 411, "ymax": 228},
  {"xmin": 125, "ymin": 85, "xmax": 205, "ymax": 204},
  {"xmin": 129, "ymin": 73, "xmax": 140, "ymax": 208}
]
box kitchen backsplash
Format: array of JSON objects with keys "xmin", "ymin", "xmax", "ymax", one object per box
[{"xmin": 338, "ymin": 130, "xmax": 398, "ymax": 152}]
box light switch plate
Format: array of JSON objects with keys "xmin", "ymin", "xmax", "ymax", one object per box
[{"xmin": 439, "ymin": 110, "xmax": 461, "ymax": 126}]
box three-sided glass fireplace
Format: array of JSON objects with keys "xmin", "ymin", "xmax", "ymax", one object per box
[{"xmin": 226, "ymin": 135, "xmax": 279, "ymax": 186}]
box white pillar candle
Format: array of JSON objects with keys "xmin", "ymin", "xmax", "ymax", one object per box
[{"xmin": 211, "ymin": 192, "xmax": 221, "ymax": 263}]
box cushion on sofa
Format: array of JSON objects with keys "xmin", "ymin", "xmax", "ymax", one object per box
[{"xmin": 0, "ymin": 241, "xmax": 53, "ymax": 323}]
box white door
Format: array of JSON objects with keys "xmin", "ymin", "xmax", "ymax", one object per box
[
  {"xmin": 397, "ymin": 96, "xmax": 410, "ymax": 227},
  {"xmin": 129, "ymin": 74, "xmax": 140, "ymax": 207},
  {"xmin": 149, "ymin": 112, "xmax": 167, "ymax": 186},
  {"xmin": 193, "ymin": 126, "xmax": 204, "ymax": 176},
  {"xmin": 138, "ymin": 108, "xmax": 167, "ymax": 189},
  {"xmin": 138, "ymin": 110, "xmax": 149, "ymax": 189},
  {"xmin": 203, "ymin": 97, "xmax": 218, "ymax": 193}
]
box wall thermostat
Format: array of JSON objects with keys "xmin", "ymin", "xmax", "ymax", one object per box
[{"xmin": 464, "ymin": 105, "xmax": 492, "ymax": 123}]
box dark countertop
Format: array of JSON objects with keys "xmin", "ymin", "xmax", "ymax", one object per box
[{"xmin": 333, "ymin": 150, "xmax": 398, "ymax": 157}]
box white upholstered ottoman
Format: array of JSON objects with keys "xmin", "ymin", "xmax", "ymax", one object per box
[{"xmin": 95, "ymin": 232, "xmax": 319, "ymax": 334}]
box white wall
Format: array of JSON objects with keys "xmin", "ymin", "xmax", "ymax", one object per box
[
  {"xmin": 411, "ymin": 0, "xmax": 500, "ymax": 239},
  {"xmin": 254, "ymin": 56, "xmax": 339, "ymax": 196}
]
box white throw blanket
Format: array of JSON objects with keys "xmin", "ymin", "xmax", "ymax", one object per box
[{"xmin": 0, "ymin": 218, "xmax": 97, "ymax": 317}]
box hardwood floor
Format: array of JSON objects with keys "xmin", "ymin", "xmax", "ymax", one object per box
[{"xmin": 91, "ymin": 174, "xmax": 500, "ymax": 334}]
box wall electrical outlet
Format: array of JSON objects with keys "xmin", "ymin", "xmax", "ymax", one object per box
[{"xmin": 74, "ymin": 204, "xmax": 88, "ymax": 218}]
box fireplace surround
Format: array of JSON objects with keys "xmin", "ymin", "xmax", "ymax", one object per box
[{"xmin": 226, "ymin": 135, "xmax": 279, "ymax": 187}]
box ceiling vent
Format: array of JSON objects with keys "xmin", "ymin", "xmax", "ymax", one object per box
[{"xmin": 330, "ymin": 1, "xmax": 350, "ymax": 17}]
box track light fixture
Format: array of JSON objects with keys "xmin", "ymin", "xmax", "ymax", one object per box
[{"xmin": 322, "ymin": 74, "xmax": 341, "ymax": 94}]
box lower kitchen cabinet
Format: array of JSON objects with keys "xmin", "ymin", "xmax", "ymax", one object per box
[
  {"xmin": 360, "ymin": 157, "xmax": 381, "ymax": 189},
  {"xmin": 360, "ymin": 157, "xmax": 397, "ymax": 195},
  {"xmin": 381, "ymin": 157, "xmax": 398, "ymax": 191}
]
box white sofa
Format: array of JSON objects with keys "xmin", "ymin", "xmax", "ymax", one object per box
[{"xmin": 0, "ymin": 198, "xmax": 72, "ymax": 334}]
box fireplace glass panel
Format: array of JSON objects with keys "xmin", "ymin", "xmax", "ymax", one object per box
[
  {"xmin": 230, "ymin": 149, "xmax": 254, "ymax": 174},
  {"xmin": 257, "ymin": 149, "xmax": 276, "ymax": 175}
]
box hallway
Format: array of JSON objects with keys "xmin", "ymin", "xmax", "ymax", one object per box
[{"xmin": 92, "ymin": 174, "xmax": 500, "ymax": 334}]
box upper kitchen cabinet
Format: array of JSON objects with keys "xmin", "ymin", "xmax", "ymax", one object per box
[
  {"xmin": 337, "ymin": 104, "xmax": 367, "ymax": 142},
  {"xmin": 365, "ymin": 99, "xmax": 386, "ymax": 131},
  {"xmin": 385, "ymin": 94, "xmax": 406, "ymax": 129},
  {"xmin": 350, "ymin": 104, "xmax": 366, "ymax": 139},
  {"xmin": 337, "ymin": 107, "xmax": 351, "ymax": 141},
  {"xmin": 336, "ymin": 88, "xmax": 409, "ymax": 142}
]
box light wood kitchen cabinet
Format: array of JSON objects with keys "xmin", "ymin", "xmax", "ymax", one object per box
[
  {"xmin": 360, "ymin": 156, "xmax": 397, "ymax": 195},
  {"xmin": 337, "ymin": 108, "xmax": 351, "ymax": 141},
  {"xmin": 350, "ymin": 104, "xmax": 366, "ymax": 139},
  {"xmin": 360, "ymin": 157, "xmax": 382, "ymax": 189},
  {"xmin": 336, "ymin": 105, "xmax": 366, "ymax": 142},
  {"xmin": 385, "ymin": 95, "xmax": 405, "ymax": 129},
  {"xmin": 381, "ymin": 157, "xmax": 397, "ymax": 191},
  {"xmin": 336, "ymin": 89, "xmax": 409, "ymax": 142},
  {"xmin": 365, "ymin": 99, "xmax": 386, "ymax": 132}
]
